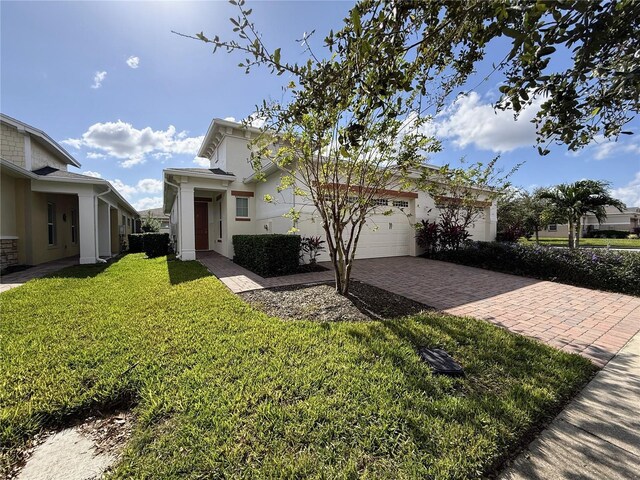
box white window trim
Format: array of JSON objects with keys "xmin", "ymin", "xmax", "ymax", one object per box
[
  {"xmin": 235, "ymin": 197, "xmax": 249, "ymax": 219},
  {"xmin": 47, "ymin": 202, "xmax": 56, "ymax": 246}
]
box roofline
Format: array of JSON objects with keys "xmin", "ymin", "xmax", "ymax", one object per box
[
  {"xmin": 0, "ymin": 113, "xmax": 82, "ymax": 168},
  {"xmin": 0, "ymin": 158, "xmax": 138, "ymax": 216},
  {"xmin": 164, "ymin": 168, "xmax": 237, "ymax": 181},
  {"xmin": 197, "ymin": 117, "xmax": 262, "ymax": 158}
]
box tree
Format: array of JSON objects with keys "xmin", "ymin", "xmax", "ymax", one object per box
[
  {"xmin": 538, "ymin": 180, "xmax": 625, "ymax": 248},
  {"xmin": 497, "ymin": 188, "xmax": 555, "ymax": 243},
  {"xmin": 326, "ymin": 0, "xmax": 639, "ymax": 153},
  {"xmin": 141, "ymin": 211, "xmax": 161, "ymax": 233},
  {"xmin": 426, "ymin": 158, "xmax": 507, "ymax": 250}
]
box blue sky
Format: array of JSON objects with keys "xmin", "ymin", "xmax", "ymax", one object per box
[{"xmin": 2, "ymin": 1, "xmax": 639, "ymax": 210}]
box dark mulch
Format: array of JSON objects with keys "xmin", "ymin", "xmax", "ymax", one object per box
[{"xmin": 240, "ymin": 280, "xmax": 432, "ymax": 322}]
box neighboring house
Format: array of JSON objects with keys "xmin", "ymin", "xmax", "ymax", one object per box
[
  {"xmin": 138, "ymin": 208, "xmax": 170, "ymax": 234},
  {"xmin": 0, "ymin": 114, "xmax": 138, "ymax": 271},
  {"xmin": 163, "ymin": 118, "xmax": 497, "ymax": 262},
  {"xmin": 540, "ymin": 206, "xmax": 640, "ymax": 238}
]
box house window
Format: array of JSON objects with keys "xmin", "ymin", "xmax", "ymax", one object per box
[
  {"xmin": 218, "ymin": 201, "xmax": 223, "ymax": 240},
  {"xmin": 236, "ymin": 197, "xmax": 249, "ymax": 218},
  {"xmin": 393, "ymin": 200, "xmax": 409, "ymax": 208},
  {"xmin": 548, "ymin": 224, "xmax": 557, "ymax": 231},
  {"xmin": 372, "ymin": 198, "xmax": 388, "ymax": 207},
  {"xmin": 71, "ymin": 209, "xmax": 77, "ymax": 244},
  {"xmin": 47, "ymin": 202, "xmax": 56, "ymax": 246}
]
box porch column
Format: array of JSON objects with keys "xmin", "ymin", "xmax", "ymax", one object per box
[
  {"xmin": 78, "ymin": 193, "xmax": 97, "ymax": 264},
  {"xmin": 179, "ymin": 185, "xmax": 196, "ymax": 260},
  {"xmin": 98, "ymin": 200, "xmax": 111, "ymax": 257}
]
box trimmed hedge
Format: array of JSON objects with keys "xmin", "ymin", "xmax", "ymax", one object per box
[
  {"xmin": 128, "ymin": 234, "xmax": 144, "ymax": 253},
  {"xmin": 128, "ymin": 233, "xmax": 170, "ymax": 258},
  {"xmin": 428, "ymin": 241, "xmax": 639, "ymax": 296},
  {"xmin": 233, "ymin": 234, "xmax": 300, "ymax": 277},
  {"xmin": 583, "ymin": 229, "xmax": 629, "ymax": 239}
]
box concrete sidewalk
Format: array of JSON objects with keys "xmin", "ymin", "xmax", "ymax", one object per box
[
  {"xmin": 0, "ymin": 257, "xmax": 79, "ymax": 293},
  {"xmin": 500, "ymin": 332, "xmax": 640, "ymax": 479}
]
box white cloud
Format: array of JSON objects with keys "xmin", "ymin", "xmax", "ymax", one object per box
[
  {"xmin": 86, "ymin": 152, "xmax": 106, "ymax": 159},
  {"xmin": 91, "ymin": 71, "xmax": 107, "ymax": 89},
  {"xmin": 193, "ymin": 157, "xmax": 210, "ymax": 167},
  {"xmin": 126, "ymin": 56, "xmax": 140, "ymax": 69},
  {"xmin": 590, "ymin": 135, "xmax": 640, "ymax": 161},
  {"xmin": 137, "ymin": 178, "xmax": 163, "ymax": 193},
  {"xmin": 110, "ymin": 179, "xmax": 138, "ymax": 197},
  {"xmin": 611, "ymin": 172, "xmax": 640, "ymax": 208},
  {"xmin": 81, "ymin": 170, "xmax": 102, "ymax": 178},
  {"xmin": 109, "ymin": 178, "xmax": 163, "ymax": 198},
  {"xmin": 134, "ymin": 197, "xmax": 163, "ymax": 211},
  {"xmin": 224, "ymin": 116, "xmax": 237, "ymax": 122},
  {"xmin": 62, "ymin": 120, "xmax": 204, "ymax": 168},
  {"xmin": 430, "ymin": 92, "xmax": 541, "ymax": 153}
]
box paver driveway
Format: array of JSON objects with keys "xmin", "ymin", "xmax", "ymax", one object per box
[{"xmin": 198, "ymin": 252, "xmax": 640, "ymax": 366}]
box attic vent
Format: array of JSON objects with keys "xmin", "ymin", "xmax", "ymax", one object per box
[{"xmin": 417, "ymin": 348, "xmax": 465, "ymax": 376}]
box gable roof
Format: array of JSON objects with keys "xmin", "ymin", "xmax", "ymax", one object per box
[
  {"xmin": 0, "ymin": 113, "xmax": 81, "ymax": 168},
  {"xmin": 197, "ymin": 118, "xmax": 262, "ymax": 159}
]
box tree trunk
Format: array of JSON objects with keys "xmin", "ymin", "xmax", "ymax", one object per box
[
  {"xmin": 535, "ymin": 229, "xmax": 539, "ymax": 244},
  {"xmin": 575, "ymin": 218, "xmax": 581, "ymax": 249},
  {"xmin": 568, "ymin": 218, "xmax": 574, "ymax": 249}
]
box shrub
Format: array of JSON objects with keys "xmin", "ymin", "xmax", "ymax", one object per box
[
  {"xmin": 300, "ymin": 236, "xmax": 326, "ymax": 265},
  {"xmin": 233, "ymin": 234, "xmax": 301, "ymax": 277},
  {"xmin": 583, "ymin": 229, "xmax": 629, "ymax": 239},
  {"xmin": 628, "ymin": 234, "xmax": 639, "ymax": 240},
  {"xmin": 496, "ymin": 225, "xmax": 527, "ymax": 242},
  {"xmin": 128, "ymin": 233, "xmax": 169, "ymax": 258},
  {"xmin": 144, "ymin": 233, "xmax": 170, "ymax": 258},
  {"xmin": 128, "ymin": 234, "xmax": 144, "ymax": 253},
  {"xmin": 428, "ymin": 241, "xmax": 639, "ymax": 296},
  {"xmin": 415, "ymin": 220, "xmax": 439, "ymax": 254}
]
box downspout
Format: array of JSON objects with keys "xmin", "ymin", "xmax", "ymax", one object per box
[
  {"xmin": 164, "ymin": 177, "xmax": 181, "ymax": 259},
  {"xmin": 94, "ymin": 185, "xmax": 112, "ymax": 263}
]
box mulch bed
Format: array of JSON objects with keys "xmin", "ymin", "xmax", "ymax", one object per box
[{"xmin": 240, "ymin": 281, "xmax": 432, "ymax": 322}]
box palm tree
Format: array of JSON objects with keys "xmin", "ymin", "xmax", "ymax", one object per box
[{"xmin": 538, "ymin": 180, "xmax": 625, "ymax": 249}]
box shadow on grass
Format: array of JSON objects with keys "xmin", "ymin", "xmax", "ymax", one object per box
[
  {"xmin": 47, "ymin": 255, "xmax": 124, "ymax": 280},
  {"xmin": 166, "ymin": 256, "xmax": 212, "ymax": 285},
  {"xmin": 345, "ymin": 314, "xmax": 597, "ymax": 478}
]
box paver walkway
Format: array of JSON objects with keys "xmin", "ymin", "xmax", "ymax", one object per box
[
  {"xmin": 0, "ymin": 256, "xmax": 79, "ymax": 293},
  {"xmin": 197, "ymin": 252, "xmax": 640, "ymax": 366},
  {"xmin": 500, "ymin": 332, "xmax": 640, "ymax": 479}
]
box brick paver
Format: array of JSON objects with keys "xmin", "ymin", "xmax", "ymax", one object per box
[
  {"xmin": 197, "ymin": 252, "xmax": 640, "ymax": 366},
  {"xmin": 0, "ymin": 256, "xmax": 79, "ymax": 293}
]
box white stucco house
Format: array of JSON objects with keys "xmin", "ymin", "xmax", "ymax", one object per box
[
  {"xmin": 163, "ymin": 118, "xmax": 497, "ymax": 262},
  {"xmin": 0, "ymin": 114, "xmax": 139, "ymax": 271}
]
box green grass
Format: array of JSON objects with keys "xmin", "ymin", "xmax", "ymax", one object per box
[
  {"xmin": 1, "ymin": 255, "xmax": 595, "ymax": 479},
  {"xmin": 521, "ymin": 237, "xmax": 640, "ymax": 249}
]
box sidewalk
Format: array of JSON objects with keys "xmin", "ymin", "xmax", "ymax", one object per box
[
  {"xmin": 0, "ymin": 257, "xmax": 79, "ymax": 293},
  {"xmin": 500, "ymin": 332, "xmax": 640, "ymax": 479}
]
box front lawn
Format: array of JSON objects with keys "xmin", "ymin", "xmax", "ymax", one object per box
[
  {"xmin": 520, "ymin": 237, "xmax": 640, "ymax": 249},
  {"xmin": 1, "ymin": 255, "xmax": 595, "ymax": 479}
]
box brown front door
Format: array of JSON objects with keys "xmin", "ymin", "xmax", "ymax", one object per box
[{"xmin": 195, "ymin": 202, "xmax": 209, "ymax": 250}]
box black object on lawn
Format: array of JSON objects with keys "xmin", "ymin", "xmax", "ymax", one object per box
[{"xmin": 418, "ymin": 348, "xmax": 465, "ymax": 376}]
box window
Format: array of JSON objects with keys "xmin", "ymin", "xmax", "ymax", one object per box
[
  {"xmin": 236, "ymin": 197, "xmax": 249, "ymax": 218},
  {"xmin": 47, "ymin": 203, "xmax": 56, "ymax": 246},
  {"xmin": 71, "ymin": 209, "xmax": 77, "ymax": 244},
  {"xmin": 371, "ymin": 198, "xmax": 388, "ymax": 207},
  {"xmin": 393, "ymin": 200, "xmax": 409, "ymax": 208},
  {"xmin": 218, "ymin": 201, "xmax": 223, "ymax": 240},
  {"xmin": 548, "ymin": 224, "xmax": 557, "ymax": 231}
]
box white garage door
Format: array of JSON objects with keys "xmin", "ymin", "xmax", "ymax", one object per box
[{"xmin": 355, "ymin": 211, "xmax": 412, "ymax": 259}]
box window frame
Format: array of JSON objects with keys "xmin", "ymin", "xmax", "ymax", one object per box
[
  {"xmin": 235, "ymin": 196, "xmax": 249, "ymax": 219},
  {"xmin": 548, "ymin": 224, "xmax": 557, "ymax": 232}
]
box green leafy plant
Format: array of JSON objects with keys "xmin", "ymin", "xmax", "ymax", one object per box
[
  {"xmin": 233, "ymin": 234, "xmax": 300, "ymax": 277},
  {"xmin": 300, "ymin": 236, "xmax": 326, "ymax": 265}
]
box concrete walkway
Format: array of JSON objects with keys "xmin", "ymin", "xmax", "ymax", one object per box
[
  {"xmin": 197, "ymin": 252, "xmax": 640, "ymax": 367},
  {"xmin": 500, "ymin": 332, "xmax": 640, "ymax": 479},
  {"xmin": 0, "ymin": 256, "xmax": 79, "ymax": 293}
]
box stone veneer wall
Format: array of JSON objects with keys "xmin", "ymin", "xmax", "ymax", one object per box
[{"xmin": 0, "ymin": 238, "xmax": 19, "ymax": 271}]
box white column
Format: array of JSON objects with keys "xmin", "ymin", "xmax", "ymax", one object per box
[
  {"xmin": 98, "ymin": 200, "xmax": 111, "ymax": 257},
  {"xmin": 178, "ymin": 185, "xmax": 196, "ymax": 260},
  {"xmin": 78, "ymin": 193, "xmax": 97, "ymax": 264}
]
